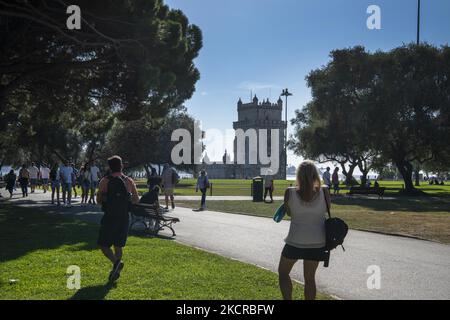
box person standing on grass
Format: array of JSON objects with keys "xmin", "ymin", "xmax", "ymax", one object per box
[
  {"xmin": 161, "ymin": 164, "xmax": 179, "ymax": 210},
  {"xmin": 18, "ymin": 164, "xmax": 30, "ymax": 197},
  {"xmin": 50, "ymin": 163, "xmax": 61, "ymax": 206},
  {"xmin": 264, "ymin": 170, "xmax": 275, "ymax": 203},
  {"xmin": 59, "ymin": 160, "xmax": 74, "ymax": 207},
  {"xmin": 40, "ymin": 164, "xmax": 50, "ymax": 194},
  {"xmin": 5, "ymin": 169, "xmax": 16, "ymax": 198},
  {"xmin": 28, "ymin": 162, "xmax": 39, "ymax": 193},
  {"xmin": 278, "ymin": 160, "xmax": 330, "ymax": 301},
  {"xmin": 322, "ymin": 167, "xmax": 331, "ymax": 189},
  {"xmin": 97, "ymin": 155, "xmax": 139, "ymax": 283},
  {"xmin": 332, "ymin": 167, "xmax": 340, "ymax": 195},
  {"xmin": 195, "ymin": 169, "xmax": 210, "ymax": 211},
  {"xmin": 89, "ymin": 161, "xmax": 101, "ymax": 205}
]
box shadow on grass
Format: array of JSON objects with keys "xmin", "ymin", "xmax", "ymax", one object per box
[
  {"xmin": 69, "ymin": 282, "xmax": 116, "ymax": 300},
  {"xmin": 128, "ymin": 229, "xmax": 176, "ymax": 241},
  {"xmin": 0, "ymin": 204, "xmax": 99, "ymax": 263}
]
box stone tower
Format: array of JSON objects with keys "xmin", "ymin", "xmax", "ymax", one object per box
[{"xmin": 232, "ymin": 95, "xmax": 286, "ymax": 179}]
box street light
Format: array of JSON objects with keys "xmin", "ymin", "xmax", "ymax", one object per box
[
  {"xmin": 280, "ymin": 88, "xmax": 292, "ymax": 179},
  {"xmin": 417, "ymin": 0, "xmax": 421, "ymax": 45}
]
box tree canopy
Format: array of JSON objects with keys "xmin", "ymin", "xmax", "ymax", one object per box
[
  {"xmin": 0, "ymin": 0, "xmax": 202, "ymax": 167},
  {"xmin": 290, "ymin": 44, "xmax": 450, "ymax": 194}
]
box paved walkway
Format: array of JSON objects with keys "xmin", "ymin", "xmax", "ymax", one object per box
[{"xmin": 2, "ymin": 190, "xmax": 449, "ymax": 300}]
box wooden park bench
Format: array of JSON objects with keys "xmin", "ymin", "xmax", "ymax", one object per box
[
  {"xmin": 348, "ymin": 187, "xmax": 386, "ymax": 199},
  {"xmin": 130, "ymin": 203, "xmax": 180, "ymax": 237}
]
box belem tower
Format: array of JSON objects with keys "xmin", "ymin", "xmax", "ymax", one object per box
[{"xmin": 201, "ymin": 95, "xmax": 287, "ymax": 179}]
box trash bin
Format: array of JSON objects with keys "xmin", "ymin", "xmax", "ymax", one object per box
[{"xmin": 252, "ymin": 176, "xmax": 264, "ymax": 202}]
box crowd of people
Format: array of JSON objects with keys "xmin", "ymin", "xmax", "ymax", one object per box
[{"xmin": 2, "ymin": 160, "xmax": 102, "ymax": 207}]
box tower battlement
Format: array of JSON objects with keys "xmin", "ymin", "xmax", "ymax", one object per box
[{"xmin": 237, "ymin": 95, "xmax": 283, "ymax": 110}]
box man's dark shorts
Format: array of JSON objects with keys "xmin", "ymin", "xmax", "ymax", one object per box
[{"xmin": 97, "ymin": 215, "xmax": 129, "ymax": 248}]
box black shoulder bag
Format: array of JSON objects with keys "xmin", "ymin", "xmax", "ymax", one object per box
[{"xmin": 323, "ymin": 189, "xmax": 348, "ymax": 267}]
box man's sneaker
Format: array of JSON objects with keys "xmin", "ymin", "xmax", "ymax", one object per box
[
  {"xmin": 109, "ymin": 260, "xmax": 124, "ymax": 282},
  {"xmin": 171, "ymin": 202, "xmax": 175, "ymax": 210}
]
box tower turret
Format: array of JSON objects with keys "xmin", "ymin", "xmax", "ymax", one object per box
[{"xmin": 277, "ymin": 97, "xmax": 283, "ymax": 108}]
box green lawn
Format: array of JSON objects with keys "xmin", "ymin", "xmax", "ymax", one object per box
[
  {"xmin": 177, "ymin": 196, "xmax": 450, "ymax": 244},
  {"xmin": 135, "ymin": 179, "xmax": 450, "ymax": 197},
  {"xmin": 0, "ymin": 204, "xmax": 330, "ymax": 300}
]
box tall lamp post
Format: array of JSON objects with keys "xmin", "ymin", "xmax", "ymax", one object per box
[
  {"xmin": 281, "ymin": 88, "xmax": 292, "ymax": 179},
  {"xmin": 417, "ymin": 0, "xmax": 421, "ymax": 45}
]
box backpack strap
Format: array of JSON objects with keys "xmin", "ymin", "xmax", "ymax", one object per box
[
  {"xmin": 323, "ymin": 187, "xmax": 332, "ymax": 219},
  {"xmin": 110, "ymin": 174, "xmax": 129, "ymax": 189}
]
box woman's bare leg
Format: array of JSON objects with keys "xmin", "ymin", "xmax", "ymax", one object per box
[
  {"xmin": 303, "ymin": 260, "xmax": 319, "ymax": 300},
  {"xmin": 278, "ymin": 256, "xmax": 297, "ymax": 300}
]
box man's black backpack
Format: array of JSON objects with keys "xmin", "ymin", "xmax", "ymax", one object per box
[
  {"xmin": 323, "ymin": 189, "xmax": 348, "ymax": 267},
  {"xmin": 102, "ymin": 175, "xmax": 132, "ymax": 219}
]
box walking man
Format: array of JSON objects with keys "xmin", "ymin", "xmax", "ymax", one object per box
[
  {"xmin": 264, "ymin": 171, "xmax": 275, "ymax": 203},
  {"xmin": 40, "ymin": 163, "xmax": 50, "ymax": 193},
  {"xmin": 97, "ymin": 155, "xmax": 139, "ymax": 283},
  {"xmin": 89, "ymin": 161, "xmax": 101, "ymax": 204},
  {"xmin": 195, "ymin": 169, "xmax": 210, "ymax": 211},
  {"xmin": 332, "ymin": 168, "xmax": 340, "ymax": 195},
  {"xmin": 322, "ymin": 167, "xmax": 332, "ymax": 189},
  {"xmin": 50, "ymin": 163, "xmax": 61, "ymax": 206},
  {"xmin": 60, "ymin": 160, "xmax": 74, "ymax": 207},
  {"xmin": 161, "ymin": 164, "xmax": 179, "ymax": 210},
  {"xmin": 18, "ymin": 165, "xmax": 30, "ymax": 197},
  {"xmin": 28, "ymin": 162, "xmax": 39, "ymax": 193},
  {"xmin": 5, "ymin": 169, "xmax": 16, "ymax": 198}
]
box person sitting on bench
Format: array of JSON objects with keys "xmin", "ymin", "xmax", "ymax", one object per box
[{"xmin": 140, "ymin": 185, "xmax": 160, "ymax": 206}]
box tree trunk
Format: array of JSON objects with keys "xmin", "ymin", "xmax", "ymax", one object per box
[
  {"xmin": 87, "ymin": 143, "xmax": 97, "ymax": 164},
  {"xmin": 395, "ymin": 160, "xmax": 422, "ymax": 195},
  {"xmin": 340, "ymin": 162, "xmax": 357, "ymax": 185},
  {"xmin": 360, "ymin": 172, "xmax": 368, "ymax": 187},
  {"xmin": 415, "ymin": 168, "xmax": 420, "ymax": 187}
]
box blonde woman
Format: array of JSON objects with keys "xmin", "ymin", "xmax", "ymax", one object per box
[{"xmin": 278, "ymin": 160, "xmax": 330, "ymax": 300}]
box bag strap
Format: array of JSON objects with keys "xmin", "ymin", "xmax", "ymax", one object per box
[
  {"xmin": 323, "ymin": 188, "xmax": 332, "ymax": 219},
  {"xmin": 107, "ymin": 175, "xmax": 129, "ymax": 192}
]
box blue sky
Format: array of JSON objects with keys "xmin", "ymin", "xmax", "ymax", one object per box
[{"xmin": 165, "ymin": 0, "xmax": 450, "ymax": 166}]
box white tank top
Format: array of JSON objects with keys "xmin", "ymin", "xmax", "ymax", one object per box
[{"xmin": 284, "ymin": 187, "xmax": 327, "ymax": 249}]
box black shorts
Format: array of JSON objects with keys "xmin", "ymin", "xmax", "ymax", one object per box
[
  {"xmin": 97, "ymin": 215, "xmax": 129, "ymax": 248},
  {"xmin": 282, "ymin": 244, "xmax": 329, "ymax": 262}
]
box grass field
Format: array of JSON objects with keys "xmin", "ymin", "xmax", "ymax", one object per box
[
  {"xmin": 136, "ymin": 179, "xmax": 450, "ymax": 197},
  {"xmin": 177, "ymin": 196, "xmax": 450, "ymax": 244},
  {"xmin": 0, "ymin": 204, "xmax": 331, "ymax": 300}
]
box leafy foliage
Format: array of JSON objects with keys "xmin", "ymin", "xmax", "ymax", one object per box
[
  {"xmin": 0, "ymin": 0, "xmax": 202, "ymax": 165},
  {"xmin": 290, "ymin": 44, "xmax": 450, "ymax": 193}
]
